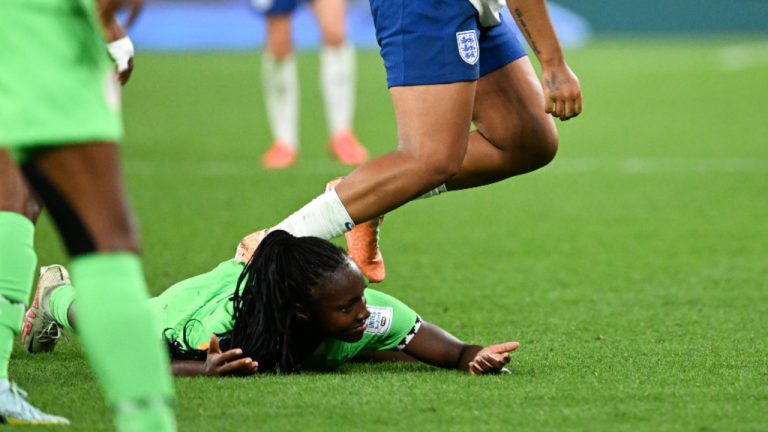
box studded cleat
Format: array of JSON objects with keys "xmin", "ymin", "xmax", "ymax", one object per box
[
  {"xmin": 21, "ymin": 265, "xmax": 69, "ymax": 354},
  {"xmin": 330, "ymin": 130, "xmax": 368, "ymax": 166},
  {"xmin": 262, "ymin": 141, "xmax": 297, "ymax": 169},
  {"xmin": 0, "ymin": 379, "xmax": 69, "ymax": 425}
]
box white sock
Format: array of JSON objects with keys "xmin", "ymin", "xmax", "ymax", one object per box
[
  {"xmin": 419, "ymin": 184, "xmax": 447, "ymax": 199},
  {"xmin": 320, "ymin": 42, "xmax": 356, "ymax": 136},
  {"xmin": 271, "ymin": 188, "xmax": 354, "ymax": 239},
  {"xmin": 262, "ymin": 52, "xmax": 299, "ymax": 149}
]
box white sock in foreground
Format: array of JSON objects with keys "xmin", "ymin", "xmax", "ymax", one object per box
[
  {"xmin": 272, "ymin": 188, "xmax": 354, "ymax": 239},
  {"xmin": 320, "ymin": 42, "xmax": 356, "ymax": 136},
  {"xmin": 272, "ymin": 182, "xmax": 445, "ymax": 241},
  {"xmin": 262, "ymin": 52, "xmax": 299, "ymax": 149}
]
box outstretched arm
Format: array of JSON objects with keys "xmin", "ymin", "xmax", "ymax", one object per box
[
  {"xmin": 506, "ymin": 0, "xmax": 582, "ymax": 120},
  {"xmin": 401, "ymin": 322, "xmax": 520, "ymax": 375}
]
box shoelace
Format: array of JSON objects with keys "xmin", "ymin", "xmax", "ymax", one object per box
[
  {"xmin": 38, "ymin": 320, "xmax": 62, "ymax": 343},
  {"xmin": 9, "ymin": 382, "xmax": 28, "ymax": 400}
]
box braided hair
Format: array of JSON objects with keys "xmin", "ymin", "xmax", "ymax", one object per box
[{"xmin": 231, "ymin": 230, "xmax": 349, "ymax": 373}]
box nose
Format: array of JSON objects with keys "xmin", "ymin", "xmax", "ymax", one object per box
[{"xmin": 358, "ymin": 307, "xmax": 370, "ymax": 322}]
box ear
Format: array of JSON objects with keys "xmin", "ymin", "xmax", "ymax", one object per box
[{"xmin": 294, "ymin": 303, "xmax": 312, "ymax": 321}]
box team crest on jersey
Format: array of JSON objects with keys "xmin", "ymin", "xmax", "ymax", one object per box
[
  {"xmin": 456, "ymin": 30, "xmax": 479, "ymax": 65},
  {"xmin": 364, "ymin": 306, "xmax": 393, "ymax": 335}
]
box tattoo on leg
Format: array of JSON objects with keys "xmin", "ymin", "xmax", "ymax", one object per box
[{"xmin": 514, "ymin": 8, "xmax": 541, "ymax": 56}]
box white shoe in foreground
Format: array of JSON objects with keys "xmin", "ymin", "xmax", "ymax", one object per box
[
  {"xmin": 0, "ymin": 379, "xmax": 69, "ymax": 425},
  {"xmin": 21, "ymin": 265, "xmax": 69, "ymax": 354}
]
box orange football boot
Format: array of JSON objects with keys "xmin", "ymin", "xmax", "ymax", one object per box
[
  {"xmin": 330, "ymin": 130, "xmax": 368, "ymax": 166},
  {"xmin": 326, "ymin": 178, "xmax": 385, "ymax": 283},
  {"xmin": 262, "ymin": 141, "xmax": 297, "ymax": 169}
]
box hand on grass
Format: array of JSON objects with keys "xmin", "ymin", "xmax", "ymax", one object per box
[
  {"xmin": 468, "ymin": 341, "xmax": 520, "ymax": 375},
  {"xmin": 540, "ymin": 63, "xmax": 582, "ymax": 121},
  {"xmin": 204, "ymin": 334, "xmax": 259, "ymax": 376}
]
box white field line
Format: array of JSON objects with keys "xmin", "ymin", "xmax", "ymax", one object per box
[
  {"xmin": 550, "ymin": 157, "xmax": 768, "ymax": 174},
  {"xmin": 718, "ymin": 42, "xmax": 768, "ymax": 71},
  {"xmin": 124, "ymin": 157, "xmax": 768, "ymax": 177}
]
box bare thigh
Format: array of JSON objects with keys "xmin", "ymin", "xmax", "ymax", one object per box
[
  {"xmin": 312, "ymin": 0, "xmax": 346, "ymax": 46},
  {"xmin": 447, "ymin": 57, "xmax": 559, "ymax": 190},
  {"xmin": 30, "ymin": 142, "xmax": 140, "ymax": 253},
  {"xmin": 335, "ymin": 82, "xmax": 476, "ymax": 221}
]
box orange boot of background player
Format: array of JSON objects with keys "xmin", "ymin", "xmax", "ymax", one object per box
[
  {"xmin": 262, "ymin": 141, "xmax": 297, "ymax": 169},
  {"xmin": 330, "ymin": 130, "xmax": 368, "ymax": 166}
]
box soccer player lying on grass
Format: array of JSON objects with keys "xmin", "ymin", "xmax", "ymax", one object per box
[{"xmin": 23, "ymin": 231, "xmax": 518, "ymax": 376}]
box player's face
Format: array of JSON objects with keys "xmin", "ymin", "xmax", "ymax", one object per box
[{"xmin": 308, "ymin": 260, "xmax": 370, "ymax": 343}]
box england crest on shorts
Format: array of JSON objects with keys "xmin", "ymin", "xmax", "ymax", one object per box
[{"xmin": 456, "ymin": 30, "xmax": 479, "ymax": 65}]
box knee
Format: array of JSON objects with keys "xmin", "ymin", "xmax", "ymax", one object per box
[
  {"xmin": 495, "ymin": 115, "xmax": 559, "ymax": 173},
  {"xmin": 267, "ymin": 38, "xmax": 293, "ymax": 61},
  {"xmin": 400, "ymin": 147, "xmax": 463, "ymax": 188},
  {"xmin": 0, "ymin": 182, "xmax": 38, "ymax": 222},
  {"xmin": 321, "ymin": 31, "xmax": 345, "ymax": 48},
  {"xmin": 528, "ymin": 120, "xmax": 559, "ymax": 169},
  {"xmin": 23, "ymin": 195, "xmax": 43, "ymax": 223},
  {"xmin": 266, "ymin": 21, "xmax": 293, "ymax": 60}
]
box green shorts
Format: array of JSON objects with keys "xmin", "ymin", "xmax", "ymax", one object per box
[{"xmin": 0, "ymin": 0, "xmax": 122, "ymax": 162}]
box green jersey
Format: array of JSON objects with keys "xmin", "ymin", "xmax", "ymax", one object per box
[{"xmin": 152, "ymin": 260, "xmax": 421, "ymax": 370}]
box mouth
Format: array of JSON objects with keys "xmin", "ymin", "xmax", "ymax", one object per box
[{"xmin": 353, "ymin": 321, "xmax": 368, "ymax": 333}]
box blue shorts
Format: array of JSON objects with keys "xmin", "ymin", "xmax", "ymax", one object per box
[
  {"xmin": 368, "ymin": 0, "xmax": 527, "ymax": 88},
  {"xmin": 251, "ymin": 0, "xmax": 304, "ymax": 15}
]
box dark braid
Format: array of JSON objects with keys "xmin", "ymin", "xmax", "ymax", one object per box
[{"xmin": 231, "ymin": 230, "xmax": 348, "ymax": 373}]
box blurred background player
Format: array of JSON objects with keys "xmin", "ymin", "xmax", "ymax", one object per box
[
  {"xmin": 254, "ymin": 0, "xmax": 369, "ymax": 168},
  {"xmin": 0, "ymin": 0, "xmax": 176, "ymax": 429}
]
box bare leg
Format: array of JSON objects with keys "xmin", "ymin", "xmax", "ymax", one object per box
[
  {"xmin": 266, "ymin": 15, "xmax": 293, "ymax": 59},
  {"xmin": 28, "ymin": 143, "xmax": 175, "ymax": 429},
  {"xmin": 312, "ymin": 0, "xmax": 346, "ymax": 47},
  {"xmin": 449, "ymin": 57, "xmax": 559, "ymax": 190},
  {"xmin": 261, "ymin": 14, "xmax": 300, "ymax": 168},
  {"xmin": 32, "ymin": 143, "xmax": 140, "ymax": 252},
  {"xmin": 335, "ymin": 82, "xmax": 476, "ymax": 222}
]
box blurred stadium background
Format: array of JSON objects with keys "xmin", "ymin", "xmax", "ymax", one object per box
[{"xmin": 126, "ymin": 0, "xmax": 767, "ymax": 51}]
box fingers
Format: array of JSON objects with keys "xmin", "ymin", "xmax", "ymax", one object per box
[
  {"xmin": 544, "ymin": 94, "xmax": 555, "ymax": 115},
  {"xmin": 217, "ymin": 357, "xmax": 259, "ymax": 376},
  {"xmin": 575, "ymin": 94, "xmax": 583, "ymax": 117},
  {"xmin": 208, "ymin": 334, "xmax": 221, "ymax": 354},
  {"xmin": 489, "ymin": 341, "xmax": 520, "ymax": 353},
  {"xmin": 469, "ymin": 354, "xmax": 504, "ymax": 375},
  {"xmin": 563, "ymin": 99, "xmax": 574, "ymax": 121},
  {"xmin": 213, "ymin": 348, "xmax": 247, "ymax": 365},
  {"xmin": 118, "ymin": 59, "xmax": 134, "ymax": 86}
]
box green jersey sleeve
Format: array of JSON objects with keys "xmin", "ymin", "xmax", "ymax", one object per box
[{"xmin": 302, "ymin": 288, "xmax": 422, "ymax": 370}]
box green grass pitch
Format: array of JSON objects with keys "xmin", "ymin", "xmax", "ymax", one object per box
[{"xmin": 13, "ymin": 37, "xmax": 768, "ymax": 431}]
